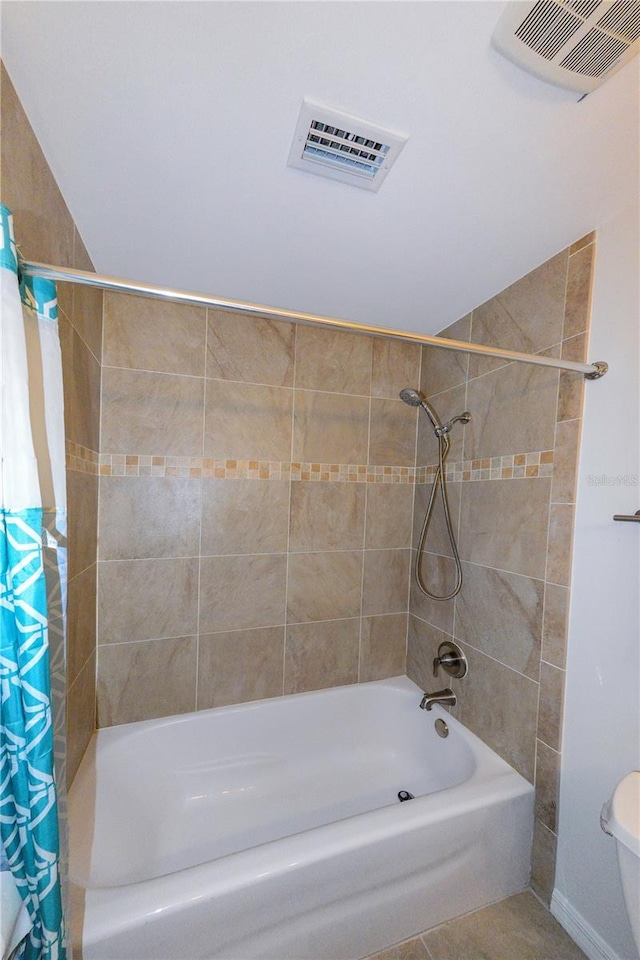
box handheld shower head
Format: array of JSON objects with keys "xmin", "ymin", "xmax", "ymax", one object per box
[{"xmin": 399, "ymin": 387, "xmax": 442, "ymax": 432}]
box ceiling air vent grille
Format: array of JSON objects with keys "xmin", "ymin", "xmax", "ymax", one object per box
[
  {"xmin": 492, "ymin": 0, "xmax": 640, "ymax": 93},
  {"xmin": 287, "ymin": 100, "xmax": 408, "ymax": 192}
]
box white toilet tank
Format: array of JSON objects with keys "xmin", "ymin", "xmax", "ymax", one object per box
[{"xmin": 603, "ymin": 771, "xmax": 640, "ymax": 955}]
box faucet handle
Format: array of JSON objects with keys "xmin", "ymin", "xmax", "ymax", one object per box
[{"xmin": 432, "ymin": 641, "xmax": 468, "ymax": 679}]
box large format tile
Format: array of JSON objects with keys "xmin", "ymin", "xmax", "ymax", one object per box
[
  {"xmin": 103, "ymin": 292, "xmax": 206, "ymax": 376},
  {"xmin": 459, "ymin": 479, "xmax": 551, "ymax": 580},
  {"xmin": 67, "ymin": 471, "xmax": 98, "ymax": 579},
  {"xmin": 360, "ymin": 613, "xmax": 408, "ymax": 682},
  {"xmin": 97, "ymin": 636, "xmax": 197, "ymax": 726},
  {"xmin": 362, "ymin": 549, "xmax": 410, "ymax": 616},
  {"xmin": 365, "ymin": 483, "xmax": 414, "ymax": 549},
  {"xmin": 420, "ymin": 315, "xmax": 471, "ymax": 398},
  {"xmin": 102, "ymin": 367, "xmax": 204, "ymax": 456},
  {"xmin": 406, "ymin": 616, "xmax": 454, "ymax": 694},
  {"xmin": 67, "ymin": 564, "xmax": 97, "ymax": 686},
  {"xmin": 204, "ymin": 379, "xmax": 293, "ymax": 460},
  {"xmin": 201, "ymin": 478, "xmax": 289, "ymax": 556},
  {"xmin": 287, "ymin": 550, "xmax": 363, "ymax": 623},
  {"xmin": 468, "ymin": 250, "xmax": 567, "ymax": 379},
  {"xmin": 207, "ymin": 309, "xmax": 295, "ymax": 386},
  {"xmin": 465, "ymin": 361, "xmax": 558, "ymax": 461},
  {"xmin": 535, "ymin": 739, "xmax": 560, "ymax": 833},
  {"xmin": 409, "ymin": 553, "xmax": 456, "ymax": 635},
  {"xmin": 292, "ymin": 390, "xmax": 369, "ymax": 463},
  {"xmin": 422, "ymin": 890, "xmax": 586, "ymax": 960},
  {"xmin": 542, "ymin": 583, "xmax": 569, "ymax": 669},
  {"xmin": 98, "ymin": 557, "xmax": 199, "ymax": 643},
  {"xmin": 412, "ymin": 481, "xmax": 461, "ymax": 559},
  {"xmin": 531, "ymin": 820, "xmax": 558, "ymax": 905},
  {"xmin": 557, "ymin": 334, "xmax": 587, "ymax": 423},
  {"xmin": 199, "ymin": 554, "xmax": 287, "ymax": 632},
  {"xmin": 284, "ymin": 619, "xmax": 360, "ymax": 694},
  {"xmin": 99, "ymin": 476, "xmax": 201, "ymax": 560},
  {"xmin": 538, "ymin": 661, "xmax": 564, "ymax": 751},
  {"xmin": 546, "ymin": 503, "xmax": 575, "ymax": 586},
  {"xmin": 369, "ymin": 398, "xmax": 418, "ymax": 466},
  {"xmin": 60, "ymin": 315, "xmax": 101, "ymax": 451},
  {"xmin": 197, "ymin": 627, "xmax": 285, "ymax": 708},
  {"xmin": 71, "ymin": 230, "xmax": 103, "ymax": 361},
  {"xmin": 294, "ymin": 325, "xmax": 372, "ymax": 395},
  {"xmin": 564, "ymin": 243, "xmax": 595, "ymax": 340},
  {"xmin": 455, "ymin": 563, "xmax": 543, "ymax": 679},
  {"xmin": 552, "ymin": 419, "xmax": 581, "ymax": 504},
  {"xmin": 289, "ymin": 481, "xmax": 365, "ymax": 552},
  {"xmin": 371, "ymin": 338, "xmax": 421, "ymax": 400},
  {"xmin": 453, "ymin": 641, "xmax": 539, "ymax": 782},
  {"xmin": 67, "ymin": 651, "xmax": 96, "ymax": 788},
  {"xmin": 417, "ymin": 384, "xmax": 467, "ymax": 467}
]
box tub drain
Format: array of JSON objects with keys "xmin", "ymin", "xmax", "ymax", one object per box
[{"xmin": 397, "ymin": 790, "xmax": 414, "ymax": 802}]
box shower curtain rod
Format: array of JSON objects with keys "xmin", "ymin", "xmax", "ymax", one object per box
[{"xmin": 19, "ymin": 260, "xmax": 608, "ymax": 380}]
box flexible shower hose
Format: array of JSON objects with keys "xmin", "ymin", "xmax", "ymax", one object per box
[{"xmin": 414, "ymin": 431, "xmax": 463, "ymax": 601}]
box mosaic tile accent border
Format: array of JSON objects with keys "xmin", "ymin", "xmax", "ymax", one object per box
[
  {"xmin": 65, "ymin": 441, "xmax": 99, "ymax": 474},
  {"xmin": 87, "ymin": 450, "xmax": 554, "ymax": 481}
]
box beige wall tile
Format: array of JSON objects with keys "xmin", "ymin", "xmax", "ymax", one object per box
[
  {"xmin": 535, "ymin": 739, "xmax": 560, "ymax": 833},
  {"xmin": 371, "ymin": 339, "xmax": 421, "ymax": 400},
  {"xmin": 557, "ymin": 334, "xmax": 587, "ymax": 423},
  {"xmin": 67, "ymin": 472, "xmax": 98, "ymax": 579},
  {"xmin": 289, "ymin": 481, "xmax": 365, "ymax": 552},
  {"xmin": 284, "ymin": 619, "xmax": 359, "ymax": 694},
  {"xmin": 66, "ymin": 650, "xmax": 96, "ymax": 788},
  {"xmin": 67, "ymin": 564, "xmax": 97, "ymax": 686},
  {"xmin": 552, "ymin": 419, "xmax": 581, "ymax": 503},
  {"xmin": 60, "ymin": 315, "xmax": 101, "ymax": 451},
  {"xmin": 465, "ymin": 361, "xmax": 558, "ymax": 461},
  {"xmin": 102, "ymin": 367, "xmax": 204, "ymax": 456},
  {"xmin": 468, "ymin": 251, "xmax": 567, "ymax": 379},
  {"xmin": 546, "ymin": 503, "xmax": 575, "ymax": 586},
  {"xmin": 103, "ymin": 292, "xmax": 206, "ymax": 376},
  {"xmin": 199, "ymin": 554, "xmax": 287, "ymax": 632},
  {"xmin": 207, "ymin": 309, "xmax": 295, "ymax": 386},
  {"xmin": 409, "ymin": 553, "xmax": 456, "ymax": 635},
  {"xmin": 564, "ymin": 243, "xmax": 595, "ymax": 340},
  {"xmin": 369, "ymin": 398, "xmax": 417, "ymax": 466},
  {"xmin": 542, "ymin": 583, "xmax": 570, "ymax": 669},
  {"xmin": 531, "ymin": 820, "xmax": 557, "ymax": 906},
  {"xmin": 455, "ymin": 563, "xmax": 543, "ymax": 679},
  {"xmin": 365, "ymin": 483, "xmax": 414, "ymax": 549},
  {"xmin": 538, "ymin": 661, "xmax": 565, "ymax": 751},
  {"xmin": 453, "ymin": 641, "xmax": 539, "ymax": 782},
  {"xmin": 97, "ymin": 636, "xmax": 197, "ymax": 726},
  {"xmin": 0, "ymin": 64, "xmax": 75, "ymax": 268},
  {"xmin": 197, "ymin": 627, "xmax": 285, "ymax": 709},
  {"xmin": 99, "ymin": 477, "xmax": 201, "ymax": 560},
  {"xmin": 363, "ymin": 549, "xmax": 410, "ymax": 616},
  {"xmin": 417, "ymin": 384, "xmax": 466, "ymax": 466},
  {"xmin": 360, "ymin": 613, "xmax": 407, "ymax": 682},
  {"xmin": 201, "ymin": 478, "xmax": 289, "ymax": 556},
  {"xmin": 71, "ymin": 283, "xmax": 103, "ymax": 363},
  {"xmin": 294, "ymin": 326, "xmax": 372, "ymax": 394},
  {"xmin": 420, "ymin": 315, "xmax": 471, "ymax": 397},
  {"xmin": 292, "ymin": 390, "xmax": 369, "ymax": 463},
  {"xmin": 412, "ymin": 481, "xmax": 461, "ymax": 559},
  {"xmin": 204, "ymin": 379, "xmax": 293, "ymax": 460},
  {"xmin": 459, "ymin": 478, "xmax": 551, "ymax": 579},
  {"xmin": 287, "ymin": 551, "xmax": 363, "ymax": 623},
  {"xmin": 98, "ymin": 557, "xmax": 199, "ymax": 643}
]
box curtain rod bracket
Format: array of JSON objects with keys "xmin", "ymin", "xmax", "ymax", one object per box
[{"xmin": 584, "ymin": 361, "xmax": 608, "ymax": 380}]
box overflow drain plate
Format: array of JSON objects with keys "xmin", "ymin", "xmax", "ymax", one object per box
[{"xmin": 397, "ymin": 790, "xmax": 414, "ymax": 802}]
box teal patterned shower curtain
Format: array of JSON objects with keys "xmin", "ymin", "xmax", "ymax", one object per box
[{"xmin": 0, "ymin": 204, "xmax": 66, "ymax": 959}]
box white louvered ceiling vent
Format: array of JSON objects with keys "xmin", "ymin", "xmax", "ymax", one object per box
[
  {"xmin": 492, "ymin": 0, "xmax": 640, "ymax": 94},
  {"xmin": 287, "ymin": 99, "xmax": 408, "ymax": 191}
]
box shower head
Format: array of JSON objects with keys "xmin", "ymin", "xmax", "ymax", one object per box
[
  {"xmin": 399, "ymin": 388, "xmax": 423, "ymax": 407},
  {"xmin": 399, "ymin": 387, "xmax": 443, "ymax": 433}
]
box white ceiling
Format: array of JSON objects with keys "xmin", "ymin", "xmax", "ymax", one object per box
[{"xmin": 2, "ymin": 1, "xmax": 638, "ymax": 336}]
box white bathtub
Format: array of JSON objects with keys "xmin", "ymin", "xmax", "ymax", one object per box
[{"xmin": 69, "ymin": 676, "xmax": 534, "ymax": 959}]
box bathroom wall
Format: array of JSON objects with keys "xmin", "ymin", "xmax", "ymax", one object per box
[
  {"xmin": 555, "ymin": 206, "xmax": 639, "ymax": 960},
  {"xmin": 406, "ymin": 236, "xmax": 595, "ymax": 904},
  {"xmin": 95, "ymin": 302, "xmax": 421, "ymax": 725},
  {"xmin": 1, "ymin": 63, "xmax": 102, "ymax": 787}
]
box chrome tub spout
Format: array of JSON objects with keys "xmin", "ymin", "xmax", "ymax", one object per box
[{"xmin": 419, "ymin": 688, "xmax": 456, "ymax": 711}]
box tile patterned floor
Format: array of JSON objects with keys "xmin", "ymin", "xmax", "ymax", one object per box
[{"xmin": 365, "ymin": 891, "xmax": 587, "ymax": 960}]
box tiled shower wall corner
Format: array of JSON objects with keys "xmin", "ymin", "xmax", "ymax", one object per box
[
  {"xmin": 406, "ymin": 233, "xmax": 595, "ymax": 904},
  {"xmin": 95, "ymin": 302, "xmax": 422, "ymax": 725},
  {"xmin": 1, "ymin": 63, "xmax": 102, "ymax": 788}
]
